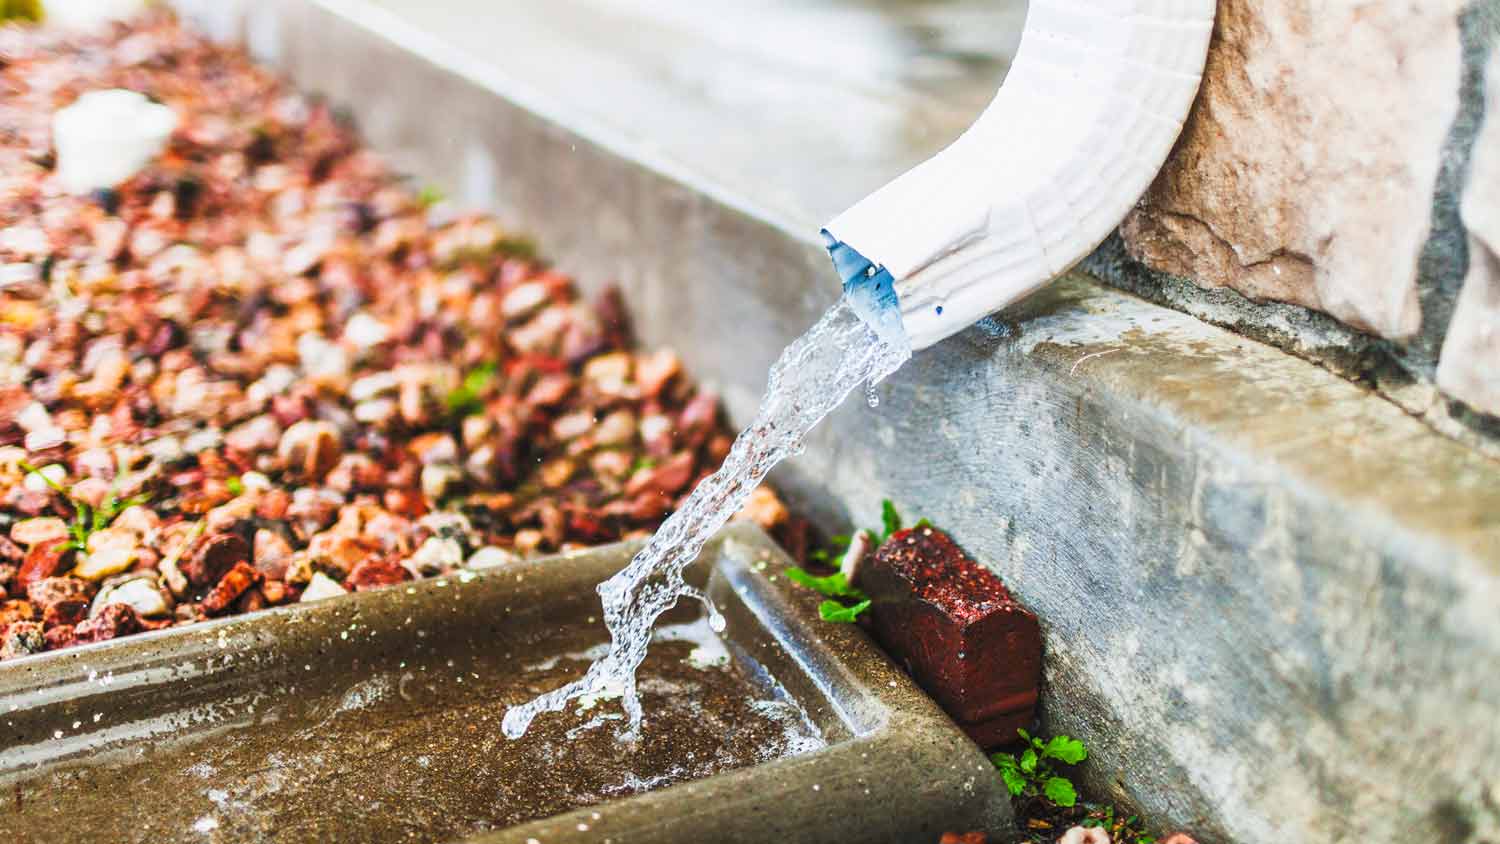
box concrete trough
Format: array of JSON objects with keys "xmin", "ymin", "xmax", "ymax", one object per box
[{"xmin": 1, "ymin": 524, "xmax": 1009, "ymax": 843}]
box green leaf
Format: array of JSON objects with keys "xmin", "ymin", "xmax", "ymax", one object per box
[
  {"xmin": 462, "ymin": 362, "xmax": 497, "ymax": 394},
  {"xmin": 416, "ymin": 184, "xmax": 446, "ymax": 208},
  {"xmin": 1, "ymin": 0, "xmax": 42, "ymax": 22},
  {"xmin": 1019, "ymin": 748, "xmax": 1038, "ymax": 774},
  {"xmin": 828, "ymin": 534, "xmax": 851, "ymax": 548},
  {"xmin": 1016, "ymin": 728, "xmax": 1032, "ymax": 743},
  {"xmin": 785, "ymin": 567, "xmax": 865, "ymax": 600},
  {"xmin": 880, "ymin": 499, "xmax": 902, "ymax": 540},
  {"xmin": 817, "ymin": 599, "xmax": 870, "ymax": 623},
  {"xmin": 226, "ymin": 475, "xmax": 245, "ymax": 496},
  {"xmin": 628, "ymin": 456, "xmax": 657, "ymax": 475},
  {"xmin": 1043, "ymin": 776, "xmax": 1077, "ymax": 807},
  {"xmin": 445, "ymin": 362, "xmax": 498, "ymax": 415},
  {"xmin": 496, "ymin": 236, "xmax": 539, "ymax": 261},
  {"xmin": 990, "ymin": 753, "xmax": 1027, "ymax": 797},
  {"xmin": 1042, "ymin": 735, "xmax": 1088, "ymax": 765},
  {"xmin": 913, "ymin": 517, "xmax": 933, "ymax": 530}
]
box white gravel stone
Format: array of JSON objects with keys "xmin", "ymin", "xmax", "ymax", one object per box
[
  {"xmin": 466, "ymin": 546, "xmax": 519, "ymax": 570},
  {"xmin": 349, "ymin": 371, "xmax": 400, "ymax": 402},
  {"xmin": 94, "ymin": 576, "xmax": 170, "ymax": 619},
  {"xmin": 53, "ymin": 90, "xmax": 177, "ymax": 194},
  {"xmin": 420, "ymin": 464, "xmax": 462, "ymax": 500},
  {"xmin": 300, "ymin": 571, "xmax": 348, "ymax": 602},
  {"xmin": 16, "ymin": 401, "xmax": 52, "ymax": 433},
  {"xmin": 404, "ymin": 536, "xmax": 464, "ymax": 577},
  {"xmin": 343, "ymin": 312, "xmax": 390, "ymax": 348}
]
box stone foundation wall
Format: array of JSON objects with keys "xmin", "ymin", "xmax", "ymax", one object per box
[{"xmin": 1085, "ymin": 0, "xmax": 1499, "ymax": 450}]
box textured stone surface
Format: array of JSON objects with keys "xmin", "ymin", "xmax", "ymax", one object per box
[
  {"xmin": 1121, "ymin": 0, "xmax": 1466, "ymax": 340},
  {"xmin": 1438, "ymin": 49, "xmax": 1500, "ymax": 415}
]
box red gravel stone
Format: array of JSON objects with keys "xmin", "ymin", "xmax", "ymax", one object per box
[
  {"xmin": 26, "ymin": 576, "xmax": 95, "ymax": 613},
  {"xmin": 74, "ymin": 604, "xmax": 143, "ymax": 644},
  {"xmin": 346, "ymin": 557, "xmax": 413, "ymax": 591},
  {"xmin": 200, "ymin": 562, "xmax": 263, "ymax": 616},
  {"xmin": 43, "ymin": 624, "xmax": 77, "ymax": 652},
  {"xmin": 16, "ymin": 545, "xmax": 75, "ymax": 592},
  {"xmin": 0, "ymin": 600, "xmax": 35, "ymax": 628},
  {"xmin": 625, "ymin": 451, "xmax": 697, "ymax": 498},
  {"xmin": 42, "ymin": 599, "xmax": 90, "ymax": 629},
  {"xmin": 863, "ymin": 527, "xmax": 1042, "ymax": 748},
  {"xmin": 185, "ymin": 534, "xmax": 251, "ymax": 589}
]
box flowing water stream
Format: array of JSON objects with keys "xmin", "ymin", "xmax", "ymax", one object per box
[{"xmin": 503, "ymin": 282, "xmax": 909, "ymax": 739}]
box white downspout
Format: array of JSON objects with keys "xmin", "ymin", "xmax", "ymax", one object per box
[{"xmin": 825, "ymin": 0, "xmax": 1217, "ymax": 350}]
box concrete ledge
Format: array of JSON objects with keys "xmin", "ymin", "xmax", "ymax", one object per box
[
  {"xmin": 178, "ymin": 2, "xmax": 1500, "ymax": 841},
  {"xmin": 874, "ymin": 277, "xmax": 1500, "ymax": 843}
]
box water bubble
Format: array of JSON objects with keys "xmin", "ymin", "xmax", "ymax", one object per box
[{"xmin": 865, "ymin": 383, "xmax": 879, "ymax": 408}]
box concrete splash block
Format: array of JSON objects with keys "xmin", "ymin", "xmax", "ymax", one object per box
[{"xmin": 0, "ymin": 525, "xmax": 1010, "ymax": 843}]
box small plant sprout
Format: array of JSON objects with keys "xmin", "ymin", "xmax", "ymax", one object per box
[
  {"xmin": 20, "ymin": 457, "xmax": 151, "ymax": 553},
  {"xmin": 444, "ymin": 361, "xmax": 498, "ymax": 417},
  {"xmin": 789, "ymin": 498, "xmax": 929, "ymax": 623},
  {"xmin": 809, "ymin": 497, "xmax": 925, "ymax": 568},
  {"xmin": 784, "ymin": 566, "xmax": 871, "ymax": 623},
  {"xmin": 415, "ymin": 184, "xmax": 446, "ymax": 209},
  {"xmin": 991, "ymin": 729, "xmax": 1089, "ymax": 807}
]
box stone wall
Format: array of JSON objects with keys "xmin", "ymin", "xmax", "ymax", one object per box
[{"xmin": 1086, "ymin": 0, "xmax": 1499, "ymax": 446}]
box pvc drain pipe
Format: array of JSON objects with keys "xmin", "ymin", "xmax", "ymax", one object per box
[{"xmin": 825, "ymin": 0, "xmax": 1216, "ymax": 350}]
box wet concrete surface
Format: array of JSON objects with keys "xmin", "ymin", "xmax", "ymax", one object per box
[
  {"xmin": 363, "ymin": 0, "xmax": 1020, "ymax": 225},
  {"xmin": 8, "ymin": 617, "xmax": 817, "ymax": 844}
]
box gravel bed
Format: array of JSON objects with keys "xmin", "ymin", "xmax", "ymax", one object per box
[{"xmin": 0, "ymin": 12, "xmax": 802, "ymax": 660}]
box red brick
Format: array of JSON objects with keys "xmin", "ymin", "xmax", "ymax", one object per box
[{"xmin": 863, "ymin": 527, "xmax": 1041, "ymax": 748}]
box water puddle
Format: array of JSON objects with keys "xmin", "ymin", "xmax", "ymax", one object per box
[
  {"xmin": 505, "ymin": 284, "xmax": 909, "ymax": 739},
  {"xmin": 4, "ymin": 609, "xmax": 822, "ymax": 843}
]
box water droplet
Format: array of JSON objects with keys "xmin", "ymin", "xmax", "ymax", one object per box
[{"xmin": 865, "ymin": 383, "xmax": 879, "ymax": 408}]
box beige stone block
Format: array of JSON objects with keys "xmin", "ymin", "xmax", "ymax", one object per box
[
  {"xmin": 1437, "ymin": 49, "xmax": 1500, "ymax": 415},
  {"xmin": 1121, "ymin": 0, "xmax": 1465, "ymax": 339}
]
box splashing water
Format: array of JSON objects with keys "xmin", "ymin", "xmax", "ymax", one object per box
[{"xmin": 502, "ymin": 284, "xmax": 909, "ymax": 740}]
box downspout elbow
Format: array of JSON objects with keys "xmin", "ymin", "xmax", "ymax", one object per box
[{"xmin": 825, "ymin": 0, "xmax": 1216, "ymax": 351}]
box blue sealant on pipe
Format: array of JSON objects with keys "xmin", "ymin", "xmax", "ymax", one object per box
[{"xmin": 823, "ymin": 230, "xmax": 908, "ymax": 353}]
